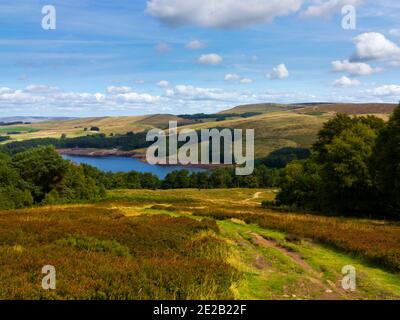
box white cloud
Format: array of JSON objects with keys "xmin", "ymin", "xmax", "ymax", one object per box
[
  {"xmin": 224, "ymin": 73, "xmax": 253, "ymax": 84},
  {"xmin": 333, "ymin": 76, "xmax": 360, "ymax": 87},
  {"xmin": 186, "ymin": 40, "xmax": 207, "ymax": 50},
  {"xmin": 224, "ymin": 73, "xmax": 241, "ymax": 81},
  {"xmin": 25, "ymin": 85, "xmax": 60, "ymax": 94},
  {"xmin": 268, "ymin": 64, "xmax": 289, "ymax": 80},
  {"xmin": 146, "ymin": 0, "xmax": 303, "ymax": 28},
  {"xmin": 167, "ymin": 84, "xmax": 249, "ymax": 102},
  {"xmin": 240, "ymin": 78, "xmax": 253, "ymax": 84},
  {"xmin": 352, "ymin": 32, "xmax": 400, "ymax": 62},
  {"xmin": 157, "ymin": 80, "xmax": 170, "ymax": 87},
  {"xmin": 370, "ymin": 85, "xmax": 400, "ymax": 97},
  {"xmin": 331, "ymin": 59, "xmax": 381, "ymax": 76},
  {"xmin": 198, "ymin": 53, "xmax": 223, "ymax": 65},
  {"xmin": 0, "ymin": 84, "xmax": 162, "ymax": 116},
  {"xmin": 303, "ymin": 0, "xmax": 362, "ymax": 18},
  {"xmin": 114, "ymin": 92, "xmax": 161, "ymax": 104},
  {"xmin": 107, "ymin": 86, "xmax": 132, "ymax": 94}
]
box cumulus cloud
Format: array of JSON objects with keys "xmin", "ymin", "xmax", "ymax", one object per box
[
  {"xmin": 107, "ymin": 86, "xmax": 132, "ymax": 94},
  {"xmin": 166, "ymin": 84, "xmax": 250, "ymax": 102},
  {"xmin": 186, "ymin": 40, "xmax": 207, "ymax": 50},
  {"xmin": 303, "ymin": 0, "xmax": 362, "ymax": 18},
  {"xmin": 113, "ymin": 92, "xmax": 161, "ymax": 104},
  {"xmin": 224, "ymin": 73, "xmax": 253, "ymax": 84},
  {"xmin": 370, "ymin": 85, "xmax": 400, "ymax": 97},
  {"xmin": 331, "ymin": 59, "xmax": 381, "ymax": 76},
  {"xmin": 146, "ymin": 0, "xmax": 303, "ymax": 28},
  {"xmin": 0, "ymin": 84, "xmax": 161, "ymax": 115},
  {"xmin": 240, "ymin": 78, "xmax": 253, "ymax": 84},
  {"xmin": 157, "ymin": 80, "xmax": 170, "ymax": 87},
  {"xmin": 333, "ymin": 76, "xmax": 360, "ymax": 87},
  {"xmin": 268, "ymin": 64, "xmax": 289, "ymax": 80},
  {"xmin": 352, "ymin": 32, "xmax": 400, "ymax": 63},
  {"xmin": 224, "ymin": 73, "xmax": 241, "ymax": 82},
  {"xmin": 198, "ymin": 53, "xmax": 223, "ymax": 65}
]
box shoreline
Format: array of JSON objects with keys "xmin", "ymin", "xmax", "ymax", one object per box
[{"xmin": 57, "ymin": 148, "xmax": 227, "ymax": 170}]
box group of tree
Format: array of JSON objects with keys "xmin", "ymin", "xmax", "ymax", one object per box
[
  {"xmin": 0, "ymin": 131, "xmax": 150, "ymax": 154},
  {"xmin": 257, "ymin": 147, "xmax": 311, "ymax": 169},
  {"xmin": 178, "ymin": 112, "xmax": 262, "ymax": 122},
  {"xmin": 0, "ymin": 146, "xmax": 105, "ymax": 210},
  {"xmin": 80, "ymin": 165, "xmax": 281, "ymax": 191},
  {"xmin": 276, "ymin": 104, "xmax": 400, "ymax": 219}
]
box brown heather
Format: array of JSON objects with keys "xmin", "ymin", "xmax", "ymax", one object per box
[{"xmin": 0, "ymin": 205, "xmax": 238, "ymax": 300}]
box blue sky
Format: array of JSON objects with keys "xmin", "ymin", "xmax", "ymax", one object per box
[{"xmin": 0, "ymin": 0, "xmax": 399, "ymax": 116}]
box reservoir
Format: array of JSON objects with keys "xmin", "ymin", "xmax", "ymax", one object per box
[{"xmin": 62, "ymin": 155, "xmax": 206, "ymax": 179}]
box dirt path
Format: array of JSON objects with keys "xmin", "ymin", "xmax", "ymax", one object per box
[
  {"xmin": 250, "ymin": 232, "xmax": 351, "ymax": 300},
  {"xmin": 241, "ymin": 192, "xmax": 263, "ymax": 204}
]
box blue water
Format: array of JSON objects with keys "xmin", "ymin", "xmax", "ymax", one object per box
[{"xmin": 62, "ymin": 155, "xmax": 206, "ymax": 179}]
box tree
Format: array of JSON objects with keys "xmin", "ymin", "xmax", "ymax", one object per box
[
  {"xmin": 44, "ymin": 164, "xmax": 105, "ymax": 204},
  {"xmin": 209, "ymin": 169, "xmax": 233, "ymax": 188},
  {"xmin": 372, "ymin": 104, "xmax": 400, "ymax": 216},
  {"xmin": 321, "ymin": 122, "xmax": 378, "ymax": 213},
  {"xmin": 260, "ymin": 147, "xmax": 311, "ymax": 169},
  {"xmin": 276, "ymin": 160, "xmax": 323, "ymax": 211},
  {"xmin": 313, "ymin": 114, "xmax": 355, "ymax": 163},
  {"xmin": 276, "ymin": 113, "xmax": 385, "ymax": 216},
  {"xmin": 12, "ymin": 146, "xmax": 68, "ymax": 202}
]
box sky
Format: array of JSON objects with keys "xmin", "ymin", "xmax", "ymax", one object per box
[{"xmin": 0, "ymin": 0, "xmax": 399, "ymax": 117}]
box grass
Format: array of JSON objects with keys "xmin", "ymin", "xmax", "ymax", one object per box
[
  {"xmin": 250, "ymin": 213, "xmax": 400, "ymax": 272},
  {"xmin": 0, "ymin": 204, "xmax": 238, "ymax": 299},
  {"xmin": 0, "ymin": 126, "xmax": 39, "ymax": 134},
  {"xmin": 1, "ymin": 188, "xmax": 399, "ymax": 300}
]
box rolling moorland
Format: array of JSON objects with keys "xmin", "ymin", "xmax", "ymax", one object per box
[
  {"xmin": 0, "ymin": 103, "xmax": 395, "ymax": 159},
  {"xmin": 1, "ymin": 189, "xmax": 400, "ymax": 300},
  {"xmin": 0, "ymin": 102, "xmax": 399, "ymax": 300}
]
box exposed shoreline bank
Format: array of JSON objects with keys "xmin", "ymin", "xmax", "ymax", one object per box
[{"xmin": 57, "ymin": 148, "xmax": 224, "ymax": 169}]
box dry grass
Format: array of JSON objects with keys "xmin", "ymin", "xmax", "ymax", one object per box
[
  {"xmin": 114, "ymin": 188, "xmax": 400, "ymax": 273},
  {"xmin": 250, "ymin": 212, "xmax": 400, "ymax": 272},
  {"xmin": 0, "ymin": 204, "xmax": 238, "ymax": 299}
]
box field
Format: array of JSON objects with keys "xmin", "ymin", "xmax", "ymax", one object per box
[
  {"xmin": 1, "ymin": 188, "xmax": 399, "ymax": 300},
  {"xmin": 1, "ymin": 103, "xmax": 396, "ymax": 159}
]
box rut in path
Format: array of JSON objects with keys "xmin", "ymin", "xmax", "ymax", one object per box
[{"xmin": 249, "ymin": 232, "xmax": 352, "ymax": 300}]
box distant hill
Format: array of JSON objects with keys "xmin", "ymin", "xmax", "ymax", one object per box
[
  {"xmin": 297, "ymin": 103, "xmax": 398, "ymax": 115},
  {"xmin": 2, "ymin": 102, "xmax": 397, "ymax": 159},
  {"xmin": 0, "ymin": 116, "xmax": 77, "ymax": 123},
  {"xmin": 219, "ymin": 103, "xmax": 289, "ymax": 114},
  {"xmin": 136, "ymin": 114, "xmax": 194, "ymax": 129},
  {"xmin": 222, "ymin": 102, "xmax": 397, "ymax": 116}
]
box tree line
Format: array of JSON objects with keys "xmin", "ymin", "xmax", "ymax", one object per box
[
  {"xmin": 0, "ymin": 146, "xmax": 106, "ymax": 210},
  {"xmin": 0, "ymin": 144, "xmax": 282, "ymax": 210},
  {"xmin": 0, "ymin": 131, "xmax": 150, "ymax": 154},
  {"xmin": 274, "ymin": 103, "xmax": 400, "ymax": 219}
]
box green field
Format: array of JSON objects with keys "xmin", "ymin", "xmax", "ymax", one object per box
[{"xmin": 1, "ymin": 188, "xmax": 399, "ymax": 300}]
